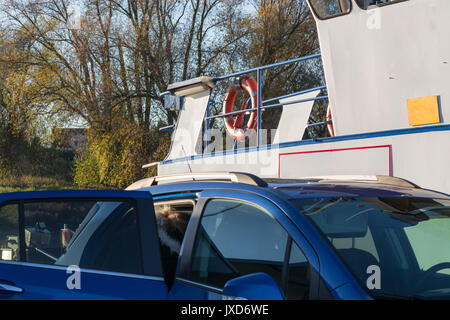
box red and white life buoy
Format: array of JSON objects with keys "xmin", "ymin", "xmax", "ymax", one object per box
[
  {"xmin": 223, "ymin": 76, "xmax": 258, "ymax": 141},
  {"xmin": 326, "ymin": 105, "xmax": 335, "ymax": 137}
]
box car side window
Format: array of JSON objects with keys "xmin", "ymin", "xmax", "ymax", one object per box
[
  {"xmin": 154, "ymin": 200, "xmax": 194, "ymax": 286},
  {"xmin": 188, "ymin": 199, "xmax": 289, "ymax": 290},
  {"xmin": 18, "ymin": 199, "xmax": 145, "ymax": 276},
  {"xmin": 78, "ymin": 201, "xmax": 142, "ymax": 274},
  {"xmin": 286, "ymin": 241, "xmax": 311, "ymax": 300},
  {"xmin": 0, "ymin": 202, "xmax": 19, "ymax": 262},
  {"xmin": 24, "ymin": 200, "xmax": 98, "ymax": 265}
]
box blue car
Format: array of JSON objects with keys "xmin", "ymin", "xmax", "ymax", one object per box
[{"xmin": 0, "ymin": 172, "xmax": 449, "ymax": 300}]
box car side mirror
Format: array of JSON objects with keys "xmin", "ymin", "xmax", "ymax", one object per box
[{"xmin": 222, "ymin": 273, "xmax": 284, "ymax": 300}]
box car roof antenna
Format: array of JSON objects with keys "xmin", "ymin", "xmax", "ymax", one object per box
[{"xmin": 181, "ymin": 144, "xmax": 193, "ymax": 174}]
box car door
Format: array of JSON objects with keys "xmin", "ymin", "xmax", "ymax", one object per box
[
  {"xmin": 0, "ymin": 190, "xmax": 167, "ymax": 299},
  {"xmin": 168, "ymin": 189, "xmax": 320, "ymax": 300}
]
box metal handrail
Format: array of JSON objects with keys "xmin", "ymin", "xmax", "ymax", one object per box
[
  {"xmin": 205, "ymin": 96, "xmax": 328, "ymax": 121},
  {"xmin": 213, "ymin": 53, "xmax": 322, "ymax": 82},
  {"xmin": 259, "ymin": 95, "xmax": 328, "ymax": 111},
  {"xmin": 162, "ymin": 52, "xmax": 328, "ymax": 152},
  {"xmin": 307, "ymin": 120, "xmax": 332, "ymax": 128},
  {"xmin": 159, "ymin": 124, "xmax": 175, "ymax": 132},
  {"xmin": 204, "ymin": 53, "xmax": 327, "ymax": 142},
  {"xmin": 263, "ymin": 85, "xmax": 326, "ymax": 104}
]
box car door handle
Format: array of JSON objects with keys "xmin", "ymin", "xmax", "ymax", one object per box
[{"xmin": 0, "ymin": 282, "xmax": 23, "ymax": 294}]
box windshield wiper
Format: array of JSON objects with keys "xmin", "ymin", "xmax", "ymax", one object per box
[{"xmin": 383, "ymin": 211, "xmax": 429, "ymax": 225}]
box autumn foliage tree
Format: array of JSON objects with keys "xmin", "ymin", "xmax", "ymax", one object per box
[
  {"xmin": 0, "ymin": 27, "xmax": 74, "ymax": 180},
  {"xmin": 0, "ymin": 0, "xmax": 321, "ymax": 188}
]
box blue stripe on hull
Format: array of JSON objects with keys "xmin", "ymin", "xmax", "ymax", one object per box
[{"xmin": 161, "ymin": 124, "xmax": 450, "ymax": 165}]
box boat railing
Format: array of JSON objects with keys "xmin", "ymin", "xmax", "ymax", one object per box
[{"xmin": 162, "ymin": 52, "xmax": 330, "ymax": 154}]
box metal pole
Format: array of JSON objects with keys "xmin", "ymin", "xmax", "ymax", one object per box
[
  {"xmin": 204, "ymin": 89, "xmax": 213, "ymax": 153},
  {"xmin": 257, "ymin": 69, "xmax": 262, "ymax": 148}
]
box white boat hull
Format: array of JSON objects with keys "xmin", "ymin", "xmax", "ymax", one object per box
[{"xmin": 159, "ymin": 125, "xmax": 450, "ymax": 194}]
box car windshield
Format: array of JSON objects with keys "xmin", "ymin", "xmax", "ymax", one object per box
[{"xmin": 289, "ymin": 196, "xmax": 450, "ymax": 299}]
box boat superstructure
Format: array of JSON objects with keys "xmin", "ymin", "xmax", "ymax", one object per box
[{"xmin": 153, "ymin": 0, "xmax": 450, "ymax": 194}]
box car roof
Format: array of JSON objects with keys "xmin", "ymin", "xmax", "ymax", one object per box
[{"xmin": 137, "ymin": 178, "xmax": 450, "ymax": 201}]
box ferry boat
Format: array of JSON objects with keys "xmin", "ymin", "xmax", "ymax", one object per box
[{"xmin": 151, "ymin": 0, "xmax": 450, "ymax": 195}]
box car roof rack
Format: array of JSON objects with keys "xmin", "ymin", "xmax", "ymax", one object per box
[
  {"xmin": 126, "ymin": 172, "xmax": 268, "ymax": 190},
  {"xmin": 286, "ymin": 175, "xmax": 420, "ymax": 188}
]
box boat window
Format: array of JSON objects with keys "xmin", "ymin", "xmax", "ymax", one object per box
[
  {"xmin": 307, "ymin": 0, "xmax": 351, "ymax": 19},
  {"xmin": 355, "ymin": 0, "xmax": 408, "ymax": 10}
]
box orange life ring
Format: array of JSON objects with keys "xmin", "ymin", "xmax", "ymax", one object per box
[
  {"xmin": 223, "ymin": 76, "xmax": 258, "ymax": 141},
  {"xmin": 326, "ymin": 105, "xmax": 335, "ymax": 137}
]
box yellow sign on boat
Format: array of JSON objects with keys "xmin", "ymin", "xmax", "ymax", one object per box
[{"xmin": 407, "ymin": 95, "xmax": 441, "ymax": 126}]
